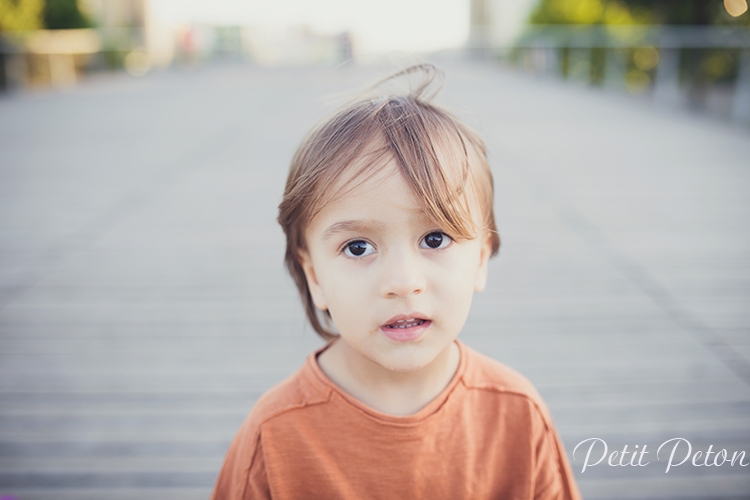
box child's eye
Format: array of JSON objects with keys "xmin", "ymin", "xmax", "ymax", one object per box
[
  {"xmin": 420, "ymin": 232, "xmax": 452, "ymax": 250},
  {"xmin": 343, "ymin": 240, "xmax": 375, "ymax": 258}
]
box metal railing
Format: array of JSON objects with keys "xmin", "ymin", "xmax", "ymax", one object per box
[{"xmin": 511, "ymin": 25, "xmax": 750, "ymax": 125}]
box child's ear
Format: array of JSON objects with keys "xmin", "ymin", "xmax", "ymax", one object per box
[
  {"xmin": 298, "ymin": 250, "xmax": 328, "ymax": 311},
  {"xmin": 474, "ymin": 232, "xmax": 492, "ymax": 292}
]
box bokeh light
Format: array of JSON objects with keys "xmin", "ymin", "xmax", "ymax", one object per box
[{"xmin": 724, "ymin": 0, "xmax": 748, "ymax": 17}]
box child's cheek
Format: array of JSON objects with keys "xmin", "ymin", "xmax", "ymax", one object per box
[{"xmin": 441, "ymin": 248, "xmax": 481, "ymax": 282}]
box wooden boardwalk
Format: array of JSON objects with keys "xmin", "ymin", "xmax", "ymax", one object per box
[{"xmin": 0, "ymin": 60, "xmax": 749, "ymax": 499}]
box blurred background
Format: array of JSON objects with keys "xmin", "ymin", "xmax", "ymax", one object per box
[{"xmin": 1, "ymin": 1, "xmax": 749, "ymax": 499}]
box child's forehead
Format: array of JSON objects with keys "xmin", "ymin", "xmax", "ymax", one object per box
[
  {"xmin": 329, "ymin": 134, "xmax": 468, "ymax": 194},
  {"xmin": 316, "ymin": 175, "xmax": 436, "ymax": 238},
  {"xmin": 313, "ymin": 146, "xmax": 481, "ymax": 230},
  {"xmin": 323, "ymin": 154, "xmax": 414, "ymax": 212}
]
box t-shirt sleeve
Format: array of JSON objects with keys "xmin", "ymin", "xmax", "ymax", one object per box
[
  {"xmin": 532, "ymin": 408, "xmax": 581, "ymax": 500},
  {"xmin": 211, "ymin": 424, "xmax": 271, "ymax": 500}
]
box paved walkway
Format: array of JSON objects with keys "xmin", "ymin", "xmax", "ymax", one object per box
[{"xmin": 1, "ymin": 60, "xmax": 749, "ymax": 499}]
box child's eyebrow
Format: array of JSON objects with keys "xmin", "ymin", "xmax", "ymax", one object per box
[{"xmin": 322, "ymin": 220, "xmax": 385, "ymax": 241}]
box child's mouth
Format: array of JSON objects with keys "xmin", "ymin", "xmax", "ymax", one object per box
[
  {"xmin": 385, "ymin": 318, "xmax": 426, "ymax": 329},
  {"xmin": 380, "ymin": 316, "xmax": 431, "ymax": 342}
]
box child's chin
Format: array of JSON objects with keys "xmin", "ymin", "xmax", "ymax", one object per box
[
  {"xmin": 383, "ymin": 362, "xmax": 424, "ymax": 373},
  {"xmin": 378, "ymin": 351, "xmax": 436, "ymax": 373}
]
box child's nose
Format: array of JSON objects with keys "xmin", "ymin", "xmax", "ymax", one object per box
[{"xmin": 380, "ymin": 249, "xmax": 426, "ymax": 298}]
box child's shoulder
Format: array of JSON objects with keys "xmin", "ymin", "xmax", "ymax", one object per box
[
  {"xmin": 246, "ymin": 351, "xmax": 331, "ymax": 428},
  {"xmin": 459, "ymin": 342, "xmax": 552, "ymax": 418}
]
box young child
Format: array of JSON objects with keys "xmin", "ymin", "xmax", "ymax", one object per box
[{"xmin": 212, "ymin": 65, "xmax": 581, "ymax": 500}]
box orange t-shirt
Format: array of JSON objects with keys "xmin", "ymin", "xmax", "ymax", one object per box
[{"xmin": 212, "ymin": 340, "xmax": 581, "ymax": 500}]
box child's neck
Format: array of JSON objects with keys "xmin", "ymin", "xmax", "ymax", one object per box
[{"xmin": 317, "ymin": 339, "xmax": 460, "ymax": 417}]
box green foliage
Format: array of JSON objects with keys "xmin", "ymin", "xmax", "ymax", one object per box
[
  {"xmin": 526, "ymin": 0, "xmax": 748, "ymax": 91},
  {"xmin": 530, "ymin": 0, "xmax": 750, "ymax": 26},
  {"xmin": 620, "ymin": 0, "xmax": 749, "ymax": 25},
  {"xmin": 43, "ymin": 0, "xmax": 91, "ymax": 30},
  {"xmin": 529, "ymin": 0, "xmax": 652, "ymax": 25},
  {"xmin": 0, "ymin": 0, "xmax": 44, "ymax": 31},
  {"xmin": 701, "ymin": 50, "xmax": 738, "ymax": 80}
]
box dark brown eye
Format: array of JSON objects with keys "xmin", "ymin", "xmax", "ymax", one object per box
[
  {"xmin": 421, "ymin": 232, "xmax": 451, "ymax": 249},
  {"xmin": 344, "ymin": 240, "xmax": 374, "ymax": 257}
]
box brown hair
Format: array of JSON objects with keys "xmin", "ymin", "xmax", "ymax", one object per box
[{"xmin": 278, "ymin": 64, "xmax": 500, "ymax": 340}]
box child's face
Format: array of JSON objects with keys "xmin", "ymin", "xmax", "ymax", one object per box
[{"xmin": 299, "ymin": 161, "xmax": 492, "ymax": 373}]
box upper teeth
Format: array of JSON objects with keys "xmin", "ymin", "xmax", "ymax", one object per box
[{"xmin": 390, "ymin": 319, "xmax": 424, "ymax": 328}]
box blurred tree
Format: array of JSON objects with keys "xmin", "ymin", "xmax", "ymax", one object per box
[
  {"xmin": 622, "ymin": 0, "xmax": 749, "ymax": 25},
  {"xmin": 529, "ymin": 0, "xmax": 652, "ymax": 25},
  {"xmin": 530, "ymin": 0, "xmax": 750, "ymax": 26},
  {"xmin": 528, "ymin": 0, "xmax": 748, "ymax": 101},
  {"xmin": 0, "ymin": 0, "xmax": 44, "ymax": 31},
  {"xmin": 43, "ymin": 0, "xmax": 91, "ymax": 29}
]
